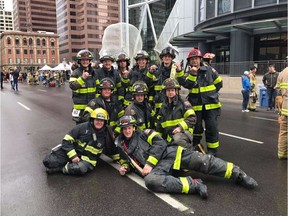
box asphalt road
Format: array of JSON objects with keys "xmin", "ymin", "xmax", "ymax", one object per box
[{"xmin": 1, "ymin": 82, "xmax": 287, "ymax": 216}]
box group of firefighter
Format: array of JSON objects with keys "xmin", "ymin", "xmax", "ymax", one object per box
[{"xmin": 43, "ymin": 47, "xmax": 258, "ymax": 199}]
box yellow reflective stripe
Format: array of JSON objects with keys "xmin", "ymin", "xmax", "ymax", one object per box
[
  {"xmin": 173, "ymin": 146, "xmax": 183, "ymax": 170},
  {"xmin": 151, "ymin": 110, "xmax": 155, "ymax": 117},
  {"xmin": 188, "ymin": 128, "xmax": 194, "ymax": 134},
  {"xmin": 85, "ymin": 145, "xmax": 103, "ymax": 155},
  {"xmin": 193, "ymin": 105, "xmax": 203, "ymax": 111},
  {"xmin": 180, "ymin": 177, "xmax": 189, "ymax": 194},
  {"xmin": 279, "ymin": 82, "xmax": 288, "ymax": 88},
  {"xmin": 84, "ymin": 106, "xmax": 93, "ymax": 113},
  {"xmin": 155, "ymin": 102, "xmax": 162, "ymax": 108},
  {"xmin": 81, "ymin": 155, "xmax": 97, "ymax": 166},
  {"xmin": 77, "ymin": 77, "xmax": 85, "ymax": 85},
  {"xmin": 213, "ymin": 76, "xmax": 222, "ymax": 85},
  {"xmin": 207, "ymin": 141, "xmax": 219, "ymax": 149},
  {"xmin": 146, "ymin": 71, "xmax": 155, "ymax": 79},
  {"xmin": 67, "ymin": 149, "xmax": 77, "ymax": 159},
  {"xmin": 118, "ymin": 95, "xmax": 124, "ymax": 100},
  {"xmin": 167, "ymin": 135, "xmax": 172, "ymax": 142},
  {"xmin": 147, "ymin": 131, "xmax": 159, "ymax": 145},
  {"xmin": 147, "ymin": 155, "xmax": 158, "ymax": 166},
  {"xmin": 77, "ymin": 140, "xmax": 85, "ymax": 147},
  {"xmin": 193, "ymin": 133, "xmax": 202, "ymax": 136},
  {"xmin": 278, "ymin": 150, "xmax": 287, "ymax": 158},
  {"xmin": 118, "ymin": 110, "xmax": 125, "ymax": 118},
  {"xmin": 224, "ymin": 162, "xmax": 234, "ymax": 179},
  {"xmin": 121, "ymin": 77, "xmax": 130, "ymax": 83},
  {"xmin": 200, "ymin": 85, "xmax": 216, "ymax": 92},
  {"xmin": 109, "ymin": 121, "xmax": 116, "ymax": 127},
  {"xmin": 184, "ymin": 109, "xmax": 195, "ymax": 119},
  {"xmin": 205, "ymin": 102, "xmax": 221, "ymax": 110},
  {"xmin": 176, "ymin": 70, "xmax": 184, "ymax": 77},
  {"xmin": 116, "ymin": 82, "xmax": 121, "ymax": 88},
  {"xmin": 190, "ymin": 88, "xmax": 198, "ymax": 93},
  {"xmin": 114, "ymin": 126, "xmax": 121, "ymax": 134},
  {"xmin": 123, "ymin": 99, "xmax": 131, "ymax": 106},
  {"xmin": 96, "ymin": 79, "xmax": 100, "ymax": 85},
  {"xmin": 69, "ymin": 77, "xmax": 77, "ymax": 82},
  {"xmin": 64, "ymin": 134, "xmax": 74, "ymax": 142},
  {"xmin": 282, "ymin": 108, "xmax": 288, "ymax": 116},
  {"xmin": 187, "ymin": 74, "xmax": 197, "ymax": 82},
  {"xmin": 73, "ymin": 104, "xmax": 86, "ymax": 109},
  {"xmin": 112, "ymin": 153, "xmax": 120, "ymax": 161},
  {"xmin": 74, "ymin": 87, "xmax": 96, "ymax": 94},
  {"xmin": 154, "ymin": 85, "xmax": 162, "ymax": 91},
  {"xmin": 161, "ymin": 118, "xmax": 183, "ymax": 128},
  {"xmin": 179, "ymin": 121, "xmax": 188, "ymax": 130},
  {"xmin": 120, "ymin": 159, "xmax": 128, "ymax": 165}
]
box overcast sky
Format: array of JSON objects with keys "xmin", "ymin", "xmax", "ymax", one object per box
[{"xmin": 4, "ymin": 0, "xmax": 13, "ymax": 11}]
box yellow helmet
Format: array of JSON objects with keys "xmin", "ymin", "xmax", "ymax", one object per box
[{"xmin": 90, "ymin": 108, "xmax": 109, "ymax": 120}]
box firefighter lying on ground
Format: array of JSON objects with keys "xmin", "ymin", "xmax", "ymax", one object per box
[{"xmin": 116, "ymin": 115, "xmax": 258, "ymax": 199}]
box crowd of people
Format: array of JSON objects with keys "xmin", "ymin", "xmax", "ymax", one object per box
[{"xmin": 42, "ymin": 47, "xmax": 261, "ymax": 199}]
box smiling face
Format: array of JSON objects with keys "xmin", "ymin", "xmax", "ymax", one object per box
[
  {"xmin": 101, "ymin": 88, "xmax": 112, "ymax": 99},
  {"xmin": 93, "ymin": 118, "xmax": 105, "ymax": 129},
  {"xmin": 137, "ymin": 58, "xmax": 148, "ymax": 69},
  {"xmin": 189, "ymin": 56, "xmax": 201, "ymax": 67},
  {"xmin": 103, "ymin": 60, "xmax": 113, "ymax": 70},
  {"xmin": 122, "ymin": 125, "xmax": 134, "ymax": 138},
  {"xmin": 162, "ymin": 54, "xmax": 173, "ymax": 66},
  {"xmin": 165, "ymin": 88, "xmax": 177, "ymax": 99},
  {"xmin": 80, "ymin": 58, "xmax": 90, "ymax": 68}
]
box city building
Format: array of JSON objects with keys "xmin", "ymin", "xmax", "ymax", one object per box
[
  {"xmin": 0, "ymin": 31, "xmax": 59, "ymax": 73},
  {"xmin": 56, "ymin": 0, "xmax": 120, "ymax": 62},
  {"xmin": 0, "ymin": 0, "xmax": 14, "ymax": 33},
  {"xmin": 12, "ymin": 0, "xmax": 57, "ymax": 33}
]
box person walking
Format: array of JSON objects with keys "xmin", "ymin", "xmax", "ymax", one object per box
[
  {"xmin": 262, "ymin": 64, "xmax": 279, "ymax": 111},
  {"xmin": 9, "ymin": 72, "xmax": 14, "ymax": 90},
  {"xmin": 116, "ymin": 115, "xmax": 258, "ymax": 199},
  {"xmin": 241, "ymin": 71, "xmax": 251, "ymax": 112},
  {"xmin": 248, "ymin": 66, "xmax": 258, "ymax": 111},
  {"xmin": 13, "ymin": 67, "xmax": 20, "ymax": 91}
]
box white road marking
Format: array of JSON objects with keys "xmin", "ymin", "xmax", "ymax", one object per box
[
  {"xmin": 17, "ymin": 102, "xmax": 31, "ymax": 111},
  {"xmin": 219, "ymin": 132, "xmax": 264, "ymax": 144},
  {"xmin": 38, "ymin": 89, "xmax": 47, "ymax": 92},
  {"xmin": 250, "ymin": 116, "xmax": 278, "ymax": 122},
  {"xmin": 100, "ymin": 154, "xmax": 191, "ymax": 213}
]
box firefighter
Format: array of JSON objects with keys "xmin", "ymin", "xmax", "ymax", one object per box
[
  {"xmin": 146, "ymin": 46, "xmax": 182, "ymax": 114},
  {"xmin": 156, "ymin": 78, "xmax": 196, "ymax": 149},
  {"xmin": 203, "ymin": 52, "xmax": 215, "ymax": 66},
  {"xmin": 95, "ymin": 52, "xmax": 124, "ymax": 105},
  {"xmin": 116, "ymin": 115, "xmax": 258, "ymax": 199},
  {"xmin": 124, "ymin": 80, "xmax": 155, "ymax": 130},
  {"xmin": 177, "ymin": 48, "xmax": 223, "ymax": 156},
  {"xmin": 82, "ymin": 78, "xmax": 124, "ymax": 129},
  {"xmin": 43, "ymin": 108, "xmax": 119, "ymax": 175},
  {"xmin": 248, "ymin": 66, "xmax": 258, "ymax": 111},
  {"xmin": 69, "ymin": 50, "xmax": 96, "ymax": 124}
]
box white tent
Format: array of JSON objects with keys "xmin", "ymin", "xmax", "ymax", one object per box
[
  {"xmin": 39, "ymin": 64, "xmax": 52, "ymax": 71},
  {"xmin": 51, "ymin": 63, "xmax": 71, "ymax": 71}
]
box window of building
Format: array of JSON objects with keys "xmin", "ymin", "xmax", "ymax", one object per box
[
  {"xmin": 24, "ymin": 50, "xmax": 28, "ymax": 54},
  {"xmin": 37, "ymin": 38, "xmax": 41, "ymax": 46},
  {"xmin": 17, "ymin": 58, "xmax": 21, "ymax": 64},
  {"xmin": 30, "ymin": 59, "xmax": 34, "ymax": 64},
  {"xmin": 43, "ymin": 59, "xmax": 47, "ymax": 64},
  {"xmin": 29, "ymin": 38, "xmax": 33, "ymax": 45},
  {"xmin": 23, "ymin": 38, "xmax": 27, "ymax": 45},
  {"xmin": 37, "ymin": 50, "xmax": 41, "ymax": 55},
  {"xmin": 234, "ymin": 0, "xmax": 252, "ymax": 11},
  {"xmin": 30, "ymin": 50, "xmax": 33, "ymax": 54},
  {"xmin": 51, "ymin": 50, "xmax": 55, "ymax": 55},
  {"xmin": 218, "ymin": 0, "xmax": 231, "ymax": 15},
  {"xmin": 8, "ymin": 49, "xmax": 12, "ymax": 54},
  {"xmin": 255, "ymin": 0, "xmax": 277, "ymax": 6},
  {"xmin": 24, "ymin": 58, "xmax": 28, "ymax": 63},
  {"xmin": 16, "ymin": 49, "xmax": 20, "ymax": 55},
  {"xmin": 51, "ymin": 39, "xmax": 55, "ymax": 47},
  {"xmin": 43, "ymin": 50, "xmax": 46, "ymax": 55},
  {"xmin": 206, "ymin": 0, "xmax": 215, "ymax": 19},
  {"xmin": 42, "ymin": 39, "xmax": 46, "ymax": 46},
  {"xmin": 9, "ymin": 58, "xmax": 12, "ymax": 64},
  {"xmin": 15, "ymin": 37, "xmax": 20, "ymax": 46},
  {"xmin": 38, "ymin": 59, "xmax": 41, "ymax": 64}
]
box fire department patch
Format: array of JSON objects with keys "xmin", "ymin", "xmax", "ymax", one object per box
[{"xmin": 130, "ymin": 109, "xmax": 136, "ymax": 115}]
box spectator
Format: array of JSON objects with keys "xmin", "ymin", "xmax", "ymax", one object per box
[
  {"xmin": 241, "ymin": 71, "xmax": 251, "ymax": 112},
  {"xmin": 9, "ymin": 72, "xmax": 14, "ymax": 90},
  {"xmin": 13, "ymin": 67, "xmax": 20, "ymax": 91},
  {"xmin": 262, "ymin": 64, "xmax": 279, "ymax": 111},
  {"xmin": 0, "ymin": 70, "xmax": 4, "ymax": 89},
  {"xmin": 248, "ymin": 66, "xmax": 258, "ymax": 111}
]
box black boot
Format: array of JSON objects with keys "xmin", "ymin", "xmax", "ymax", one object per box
[
  {"xmin": 46, "ymin": 167, "xmax": 63, "ymax": 175},
  {"xmin": 207, "ymin": 148, "xmax": 217, "ymax": 157},
  {"xmin": 233, "ymin": 167, "xmax": 258, "ymax": 189},
  {"xmin": 194, "ymin": 179, "xmax": 208, "ymax": 199}
]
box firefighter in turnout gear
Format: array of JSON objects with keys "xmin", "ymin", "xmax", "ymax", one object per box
[
  {"xmin": 69, "ymin": 50, "xmax": 97, "ymax": 124},
  {"xmin": 82, "ymin": 78, "xmax": 124, "ymax": 129},
  {"xmin": 146, "ymin": 47, "xmax": 183, "ymax": 114},
  {"xmin": 156, "ymin": 78, "xmax": 196, "ymax": 149},
  {"xmin": 177, "ymin": 48, "xmax": 223, "ymax": 156},
  {"xmin": 116, "ymin": 115, "xmax": 258, "ymax": 199},
  {"xmin": 248, "ymin": 66, "xmax": 258, "ymax": 111},
  {"xmin": 43, "ymin": 108, "xmax": 119, "ymax": 175}
]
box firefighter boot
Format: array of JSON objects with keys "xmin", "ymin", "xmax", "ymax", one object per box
[
  {"xmin": 193, "ymin": 179, "xmax": 208, "ymax": 199},
  {"xmin": 232, "ymin": 166, "xmax": 258, "ymax": 189},
  {"xmin": 46, "ymin": 167, "xmax": 63, "ymax": 175}
]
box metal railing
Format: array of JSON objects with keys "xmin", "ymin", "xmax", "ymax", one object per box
[{"xmin": 211, "ymin": 60, "xmax": 288, "ymax": 76}]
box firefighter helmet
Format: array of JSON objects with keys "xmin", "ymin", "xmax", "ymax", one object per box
[
  {"xmin": 99, "ymin": 77, "xmax": 115, "ymax": 90},
  {"xmin": 99, "ymin": 51, "xmax": 115, "ymax": 63},
  {"xmin": 76, "ymin": 50, "xmax": 93, "ymax": 63},
  {"xmin": 162, "ymin": 78, "xmax": 181, "ymax": 90},
  {"xmin": 132, "ymin": 81, "xmax": 148, "ymax": 95},
  {"xmin": 159, "ymin": 47, "xmax": 176, "ymax": 59},
  {"xmin": 117, "ymin": 115, "xmax": 137, "ymax": 128},
  {"xmin": 203, "ymin": 52, "xmax": 215, "ymax": 59},
  {"xmin": 187, "ymin": 48, "xmax": 202, "ymax": 61},
  {"xmin": 134, "ymin": 50, "xmax": 149, "ymax": 60},
  {"xmin": 90, "ymin": 108, "xmax": 109, "ymax": 120},
  {"xmin": 116, "ymin": 52, "xmax": 130, "ymax": 62}
]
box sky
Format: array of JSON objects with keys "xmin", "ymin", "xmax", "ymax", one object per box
[{"xmin": 4, "ymin": 0, "xmax": 13, "ymax": 11}]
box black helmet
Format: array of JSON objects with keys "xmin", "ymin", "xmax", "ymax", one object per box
[
  {"xmin": 116, "ymin": 52, "xmax": 130, "ymax": 62},
  {"xmin": 99, "ymin": 52, "xmax": 115, "ymax": 63},
  {"xmin": 132, "ymin": 81, "xmax": 148, "ymax": 95},
  {"xmin": 99, "ymin": 77, "xmax": 115, "ymax": 90},
  {"xmin": 162, "ymin": 78, "xmax": 181, "ymax": 90},
  {"xmin": 134, "ymin": 50, "xmax": 149, "ymax": 61},
  {"xmin": 117, "ymin": 115, "xmax": 137, "ymax": 128},
  {"xmin": 76, "ymin": 50, "xmax": 93, "ymax": 64},
  {"xmin": 159, "ymin": 47, "xmax": 176, "ymax": 59}
]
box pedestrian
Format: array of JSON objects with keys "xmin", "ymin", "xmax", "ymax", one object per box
[
  {"xmin": 275, "ymin": 67, "xmax": 288, "ymax": 160},
  {"xmin": 156, "ymin": 78, "xmax": 195, "ymax": 149},
  {"xmin": 241, "ymin": 71, "xmax": 251, "ymax": 112},
  {"xmin": 177, "ymin": 47, "xmax": 223, "ymax": 156},
  {"xmin": 43, "ymin": 108, "xmax": 119, "ymax": 175},
  {"xmin": 248, "ymin": 66, "xmax": 258, "ymax": 111},
  {"xmin": 69, "ymin": 50, "xmax": 96, "ymax": 124},
  {"xmin": 13, "ymin": 67, "xmax": 19, "ymax": 91},
  {"xmin": 262, "ymin": 64, "xmax": 279, "ymax": 111},
  {"xmin": 116, "ymin": 115, "xmax": 258, "ymax": 199},
  {"xmin": 0, "ymin": 70, "xmax": 4, "ymax": 89},
  {"xmin": 9, "ymin": 72, "xmax": 14, "ymax": 90}
]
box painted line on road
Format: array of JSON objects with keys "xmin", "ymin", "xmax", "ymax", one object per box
[
  {"xmin": 219, "ymin": 132, "xmax": 264, "ymax": 144},
  {"xmin": 250, "ymin": 116, "xmax": 278, "ymax": 122},
  {"xmin": 100, "ymin": 154, "xmax": 192, "ymax": 213},
  {"xmin": 38, "ymin": 89, "xmax": 47, "ymax": 92},
  {"xmin": 17, "ymin": 102, "xmax": 31, "ymax": 111}
]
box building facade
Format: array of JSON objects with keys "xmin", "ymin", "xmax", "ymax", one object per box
[
  {"xmin": 56, "ymin": 0, "xmax": 120, "ymax": 62},
  {"xmin": 0, "ymin": 31, "xmax": 59, "ymax": 73},
  {"xmin": 13, "ymin": 0, "xmax": 57, "ymax": 33},
  {"xmin": 0, "ymin": 0, "xmax": 14, "ymax": 33}
]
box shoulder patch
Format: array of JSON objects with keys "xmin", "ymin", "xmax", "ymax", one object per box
[{"xmin": 144, "ymin": 129, "xmax": 151, "ymax": 135}]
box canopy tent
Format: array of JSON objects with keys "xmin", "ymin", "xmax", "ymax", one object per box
[
  {"xmin": 38, "ymin": 64, "xmax": 53, "ymax": 71},
  {"xmin": 51, "ymin": 62, "xmax": 72, "ymax": 71}
]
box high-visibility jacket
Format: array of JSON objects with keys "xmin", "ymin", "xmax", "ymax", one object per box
[
  {"xmin": 69, "ymin": 66, "xmax": 97, "ymax": 111},
  {"xmin": 156, "ymin": 95, "xmax": 196, "ymax": 142},
  {"xmin": 177, "ymin": 64, "xmax": 222, "ymax": 111},
  {"xmin": 62, "ymin": 122, "xmax": 119, "ymax": 167},
  {"xmin": 276, "ymin": 67, "xmax": 288, "ymax": 116}
]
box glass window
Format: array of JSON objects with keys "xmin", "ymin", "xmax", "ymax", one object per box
[
  {"xmin": 17, "ymin": 58, "xmax": 21, "ymax": 64},
  {"xmin": 42, "ymin": 39, "xmax": 46, "ymax": 46},
  {"xmin": 9, "ymin": 58, "xmax": 12, "ymax": 64},
  {"xmin": 15, "ymin": 37, "xmax": 20, "ymax": 45},
  {"xmin": 255, "ymin": 0, "xmax": 276, "ymax": 6},
  {"xmin": 38, "ymin": 59, "xmax": 41, "ymax": 64},
  {"xmin": 29, "ymin": 38, "xmax": 33, "ymax": 45},
  {"xmin": 24, "ymin": 50, "xmax": 28, "ymax": 54},
  {"xmin": 206, "ymin": 0, "xmax": 215, "ymax": 19},
  {"xmin": 234, "ymin": 0, "xmax": 252, "ymax": 11},
  {"xmin": 16, "ymin": 49, "xmax": 20, "ymax": 54},
  {"xmin": 37, "ymin": 50, "xmax": 41, "ymax": 55},
  {"xmin": 51, "ymin": 50, "xmax": 55, "ymax": 55},
  {"xmin": 218, "ymin": 0, "xmax": 231, "ymax": 15},
  {"xmin": 37, "ymin": 38, "xmax": 40, "ymax": 46},
  {"xmin": 30, "ymin": 50, "xmax": 33, "ymax": 54},
  {"xmin": 23, "ymin": 38, "xmax": 27, "ymax": 45},
  {"xmin": 43, "ymin": 59, "xmax": 47, "ymax": 64},
  {"xmin": 43, "ymin": 50, "xmax": 46, "ymax": 55},
  {"xmin": 8, "ymin": 49, "xmax": 12, "ymax": 54},
  {"xmin": 51, "ymin": 40, "xmax": 55, "ymax": 47}
]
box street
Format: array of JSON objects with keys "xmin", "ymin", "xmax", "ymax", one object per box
[{"xmin": 1, "ymin": 82, "xmax": 287, "ymax": 216}]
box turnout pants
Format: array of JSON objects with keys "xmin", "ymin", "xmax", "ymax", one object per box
[
  {"xmin": 278, "ymin": 115, "xmax": 288, "ymax": 159},
  {"xmin": 144, "ymin": 148, "xmax": 238, "ymax": 194},
  {"xmin": 43, "ymin": 148, "xmax": 94, "ymax": 175}
]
